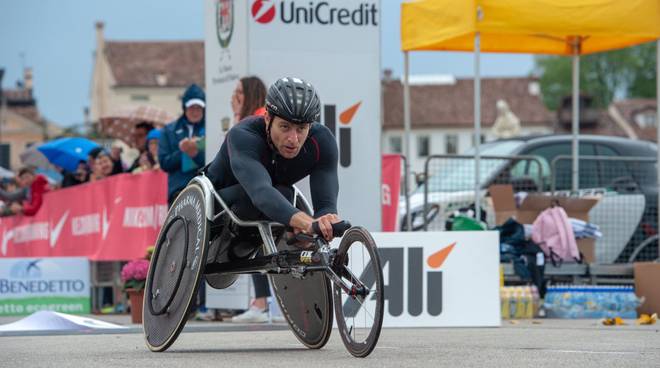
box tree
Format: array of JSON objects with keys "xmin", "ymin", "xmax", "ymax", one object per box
[{"xmin": 535, "ymin": 42, "xmax": 657, "ymax": 110}]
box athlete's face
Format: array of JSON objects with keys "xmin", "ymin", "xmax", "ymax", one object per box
[{"xmin": 267, "ymin": 114, "xmax": 310, "ymax": 159}]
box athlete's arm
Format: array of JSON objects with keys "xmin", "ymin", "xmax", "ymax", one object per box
[{"xmin": 309, "ymin": 127, "xmax": 340, "ymax": 240}]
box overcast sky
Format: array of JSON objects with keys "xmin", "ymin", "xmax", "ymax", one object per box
[{"xmin": 0, "ymin": 0, "xmax": 534, "ymax": 127}]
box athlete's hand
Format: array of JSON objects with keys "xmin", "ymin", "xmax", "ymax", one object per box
[
  {"xmin": 289, "ymin": 211, "xmax": 314, "ymax": 235},
  {"xmin": 314, "ymin": 213, "xmax": 340, "ymax": 242}
]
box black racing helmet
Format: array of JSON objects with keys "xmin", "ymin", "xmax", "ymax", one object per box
[{"xmin": 265, "ymin": 77, "xmax": 321, "ymax": 124}]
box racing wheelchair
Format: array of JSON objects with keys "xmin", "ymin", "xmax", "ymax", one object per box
[{"xmin": 142, "ymin": 173, "xmax": 384, "ymax": 357}]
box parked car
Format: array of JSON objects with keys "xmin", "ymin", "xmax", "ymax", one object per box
[{"xmin": 401, "ymin": 135, "xmax": 658, "ymax": 262}]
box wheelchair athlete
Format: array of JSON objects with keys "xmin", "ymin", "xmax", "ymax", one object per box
[{"xmin": 206, "ymin": 77, "xmax": 342, "ymax": 256}]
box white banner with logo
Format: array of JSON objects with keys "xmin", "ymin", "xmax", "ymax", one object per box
[
  {"xmin": 0, "ymin": 257, "xmax": 90, "ymax": 316},
  {"xmin": 205, "ymin": 0, "xmax": 249, "ymax": 155},
  {"xmin": 205, "ymin": 0, "xmax": 382, "ymax": 230},
  {"xmin": 335, "ymin": 231, "xmax": 501, "ymax": 327}
]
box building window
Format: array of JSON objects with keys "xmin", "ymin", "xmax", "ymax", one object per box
[
  {"xmin": 417, "ymin": 135, "xmax": 430, "ymax": 157},
  {"xmin": 634, "ymin": 112, "xmax": 657, "ymax": 128},
  {"xmin": 445, "ymin": 134, "xmax": 458, "ymax": 154},
  {"xmin": 389, "ymin": 136, "xmax": 402, "ymax": 154},
  {"xmin": 471, "ymin": 134, "xmax": 486, "ymax": 146},
  {"xmin": 130, "ymin": 94, "xmax": 150, "ymax": 102}
]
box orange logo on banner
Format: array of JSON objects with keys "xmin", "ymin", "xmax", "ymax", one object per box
[
  {"xmin": 339, "ymin": 101, "xmax": 362, "ymax": 125},
  {"xmin": 427, "ymin": 242, "xmax": 456, "ymax": 269}
]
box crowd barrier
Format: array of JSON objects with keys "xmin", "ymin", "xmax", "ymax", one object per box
[{"xmin": 0, "ymin": 171, "xmax": 167, "ymax": 261}]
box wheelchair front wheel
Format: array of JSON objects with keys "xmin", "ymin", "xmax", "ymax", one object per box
[{"xmin": 332, "ymin": 227, "xmax": 384, "ymax": 358}]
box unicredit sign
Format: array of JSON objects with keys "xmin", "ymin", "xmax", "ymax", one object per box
[{"xmin": 252, "ymin": 0, "xmax": 378, "ymax": 26}]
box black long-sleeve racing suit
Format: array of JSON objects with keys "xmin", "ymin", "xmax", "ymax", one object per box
[{"xmin": 206, "ymin": 116, "xmax": 339, "ymax": 225}]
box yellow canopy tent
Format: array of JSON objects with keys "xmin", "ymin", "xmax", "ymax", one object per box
[{"xmin": 400, "ymin": 0, "xmax": 660, "ymax": 224}]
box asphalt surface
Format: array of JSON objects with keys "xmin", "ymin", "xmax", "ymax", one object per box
[{"xmin": 2, "ymin": 316, "xmax": 659, "ymax": 367}]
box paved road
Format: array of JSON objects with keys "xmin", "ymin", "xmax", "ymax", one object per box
[{"xmin": 2, "ymin": 318, "xmax": 659, "ymax": 367}]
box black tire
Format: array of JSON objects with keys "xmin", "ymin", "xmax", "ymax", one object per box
[
  {"xmin": 143, "ymin": 184, "xmax": 210, "ymax": 352},
  {"xmin": 332, "ymin": 227, "xmax": 384, "ymax": 358}
]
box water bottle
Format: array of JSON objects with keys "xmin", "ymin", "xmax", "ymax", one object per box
[{"xmin": 501, "ymin": 287, "xmax": 510, "ymax": 319}]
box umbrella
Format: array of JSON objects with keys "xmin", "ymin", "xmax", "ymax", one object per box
[
  {"xmin": 0, "ymin": 166, "xmax": 14, "ymax": 179},
  {"xmin": 35, "ymin": 168, "xmax": 63, "ymax": 185},
  {"xmin": 99, "ymin": 105, "xmax": 176, "ymax": 145},
  {"xmin": 20, "ymin": 144, "xmax": 59, "ymax": 171},
  {"xmin": 37, "ymin": 137, "xmax": 100, "ymax": 173}
]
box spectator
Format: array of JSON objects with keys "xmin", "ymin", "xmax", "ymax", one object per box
[
  {"xmin": 109, "ymin": 141, "xmax": 125, "ymax": 174},
  {"xmin": 89, "ymin": 149, "xmax": 115, "ymax": 182},
  {"xmin": 159, "ymin": 84, "xmax": 206, "ymax": 205},
  {"xmin": 127, "ymin": 122, "xmax": 155, "ymax": 172},
  {"xmin": 231, "ymin": 76, "xmax": 267, "ymax": 124},
  {"xmin": 225, "ymin": 76, "xmax": 275, "ymax": 323},
  {"xmin": 0, "ymin": 178, "xmax": 26, "ymax": 217},
  {"xmin": 62, "ymin": 161, "xmax": 90, "ymax": 188},
  {"xmin": 132, "ymin": 129, "xmax": 161, "ymax": 174},
  {"xmin": 8, "ymin": 167, "xmax": 49, "ymax": 216}
]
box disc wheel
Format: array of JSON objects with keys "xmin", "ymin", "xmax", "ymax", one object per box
[
  {"xmin": 143, "ymin": 184, "xmax": 209, "ymax": 352},
  {"xmin": 332, "ymin": 227, "xmax": 384, "ymax": 357},
  {"xmin": 269, "ymin": 244, "xmax": 333, "ymax": 349}
]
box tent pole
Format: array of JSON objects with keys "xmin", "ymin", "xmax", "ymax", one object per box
[
  {"xmin": 656, "ymin": 39, "xmax": 659, "ymax": 254},
  {"xmin": 571, "ymin": 40, "xmax": 580, "ymax": 192},
  {"xmin": 474, "ymin": 32, "xmax": 481, "ymax": 220},
  {"xmin": 403, "ymin": 51, "xmax": 412, "ymax": 231}
]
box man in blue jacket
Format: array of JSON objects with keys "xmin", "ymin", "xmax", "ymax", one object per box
[{"xmin": 159, "ymin": 84, "xmax": 206, "ymax": 205}]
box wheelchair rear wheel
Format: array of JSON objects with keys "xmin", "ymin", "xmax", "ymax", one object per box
[
  {"xmin": 269, "ymin": 242, "xmax": 334, "ymax": 349},
  {"xmin": 143, "ymin": 184, "xmax": 210, "ymax": 352}
]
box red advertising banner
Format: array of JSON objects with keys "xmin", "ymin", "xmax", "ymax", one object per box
[
  {"xmin": 0, "ymin": 171, "xmax": 167, "ymax": 261},
  {"xmin": 381, "ymin": 154, "xmax": 402, "ymax": 232}
]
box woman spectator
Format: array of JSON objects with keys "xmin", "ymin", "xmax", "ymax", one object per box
[
  {"xmin": 225, "ymin": 76, "xmax": 276, "ymax": 323},
  {"xmin": 231, "ymin": 76, "xmax": 267, "ymax": 124},
  {"xmin": 62, "ymin": 161, "xmax": 90, "ymax": 188},
  {"xmin": 89, "ymin": 149, "xmax": 115, "ymax": 182},
  {"xmin": 132, "ymin": 129, "xmax": 161, "ymax": 174}
]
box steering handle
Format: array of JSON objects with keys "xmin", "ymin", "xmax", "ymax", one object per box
[
  {"xmin": 312, "ymin": 220, "xmax": 351, "ymax": 238},
  {"xmin": 286, "ymin": 220, "xmax": 352, "ymax": 245}
]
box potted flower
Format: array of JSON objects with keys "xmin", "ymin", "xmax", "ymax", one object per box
[{"xmin": 121, "ymin": 257, "xmax": 150, "ymax": 324}]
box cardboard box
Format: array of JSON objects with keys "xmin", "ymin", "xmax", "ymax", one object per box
[
  {"xmin": 634, "ymin": 262, "xmax": 660, "ymax": 315},
  {"xmin": 489, "ymin": 184, "xmax": 600, "ymax": 263}
]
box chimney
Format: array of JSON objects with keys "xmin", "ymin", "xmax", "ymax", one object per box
[
  {"xmin": 95, "ymin": 21, "xmax": 105, "ymax": 52},
  {"xmin": 23, "ymin": 67, "xmax": 33, "ymax": 92},
  {"xmin": 382, "ymin": 68, "xmax": 393, "ymax": 82}
]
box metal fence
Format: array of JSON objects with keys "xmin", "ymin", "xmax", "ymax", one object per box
[
  {"xmin": 551, "ymin": 155, "xmax": 658, "ymax": 263},
  {"xmin": 415, "ymin": 155, "xmax": 544, "ymax": 231},
  {"xmin": 413, "ymin": 154, "xmax": 659, "ymax": 267}
]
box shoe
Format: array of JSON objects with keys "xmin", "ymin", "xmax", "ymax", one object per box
[
  {"xmin": 270, "ymin": 314, "xmax": 286, "ymax": 323},
  {"xmin": 231, "ymin": 306, "xmax": 269, "ymax": 323},
  {"xmin": 194, "ymin": 310, "xmax": 216, "ymax": 321}
]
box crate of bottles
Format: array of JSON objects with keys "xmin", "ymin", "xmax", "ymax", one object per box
[
  {"xmin": 544, "ymin": 285, "xmax": 640, "ymax": 319},
  {"xmin": 501, "ymin": 285, "xmax": 540, "ymax": 319}
]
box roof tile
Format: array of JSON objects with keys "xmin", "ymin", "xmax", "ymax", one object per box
[
  {"xmin": 383, "ymin": 77, "xmax": 555, "ymax": 129},
  {"xmin": 105, "ymin": 41, "xmax": 204, "ymax": 87}
]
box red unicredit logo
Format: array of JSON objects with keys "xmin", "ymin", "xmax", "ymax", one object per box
[
  {"xmin": 251, "ymin": 0, "xmax": 377, "ymax": 26},
  {"xmin": 252, "ymin": 0, "xmax": 276, "ymax": 24}
]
